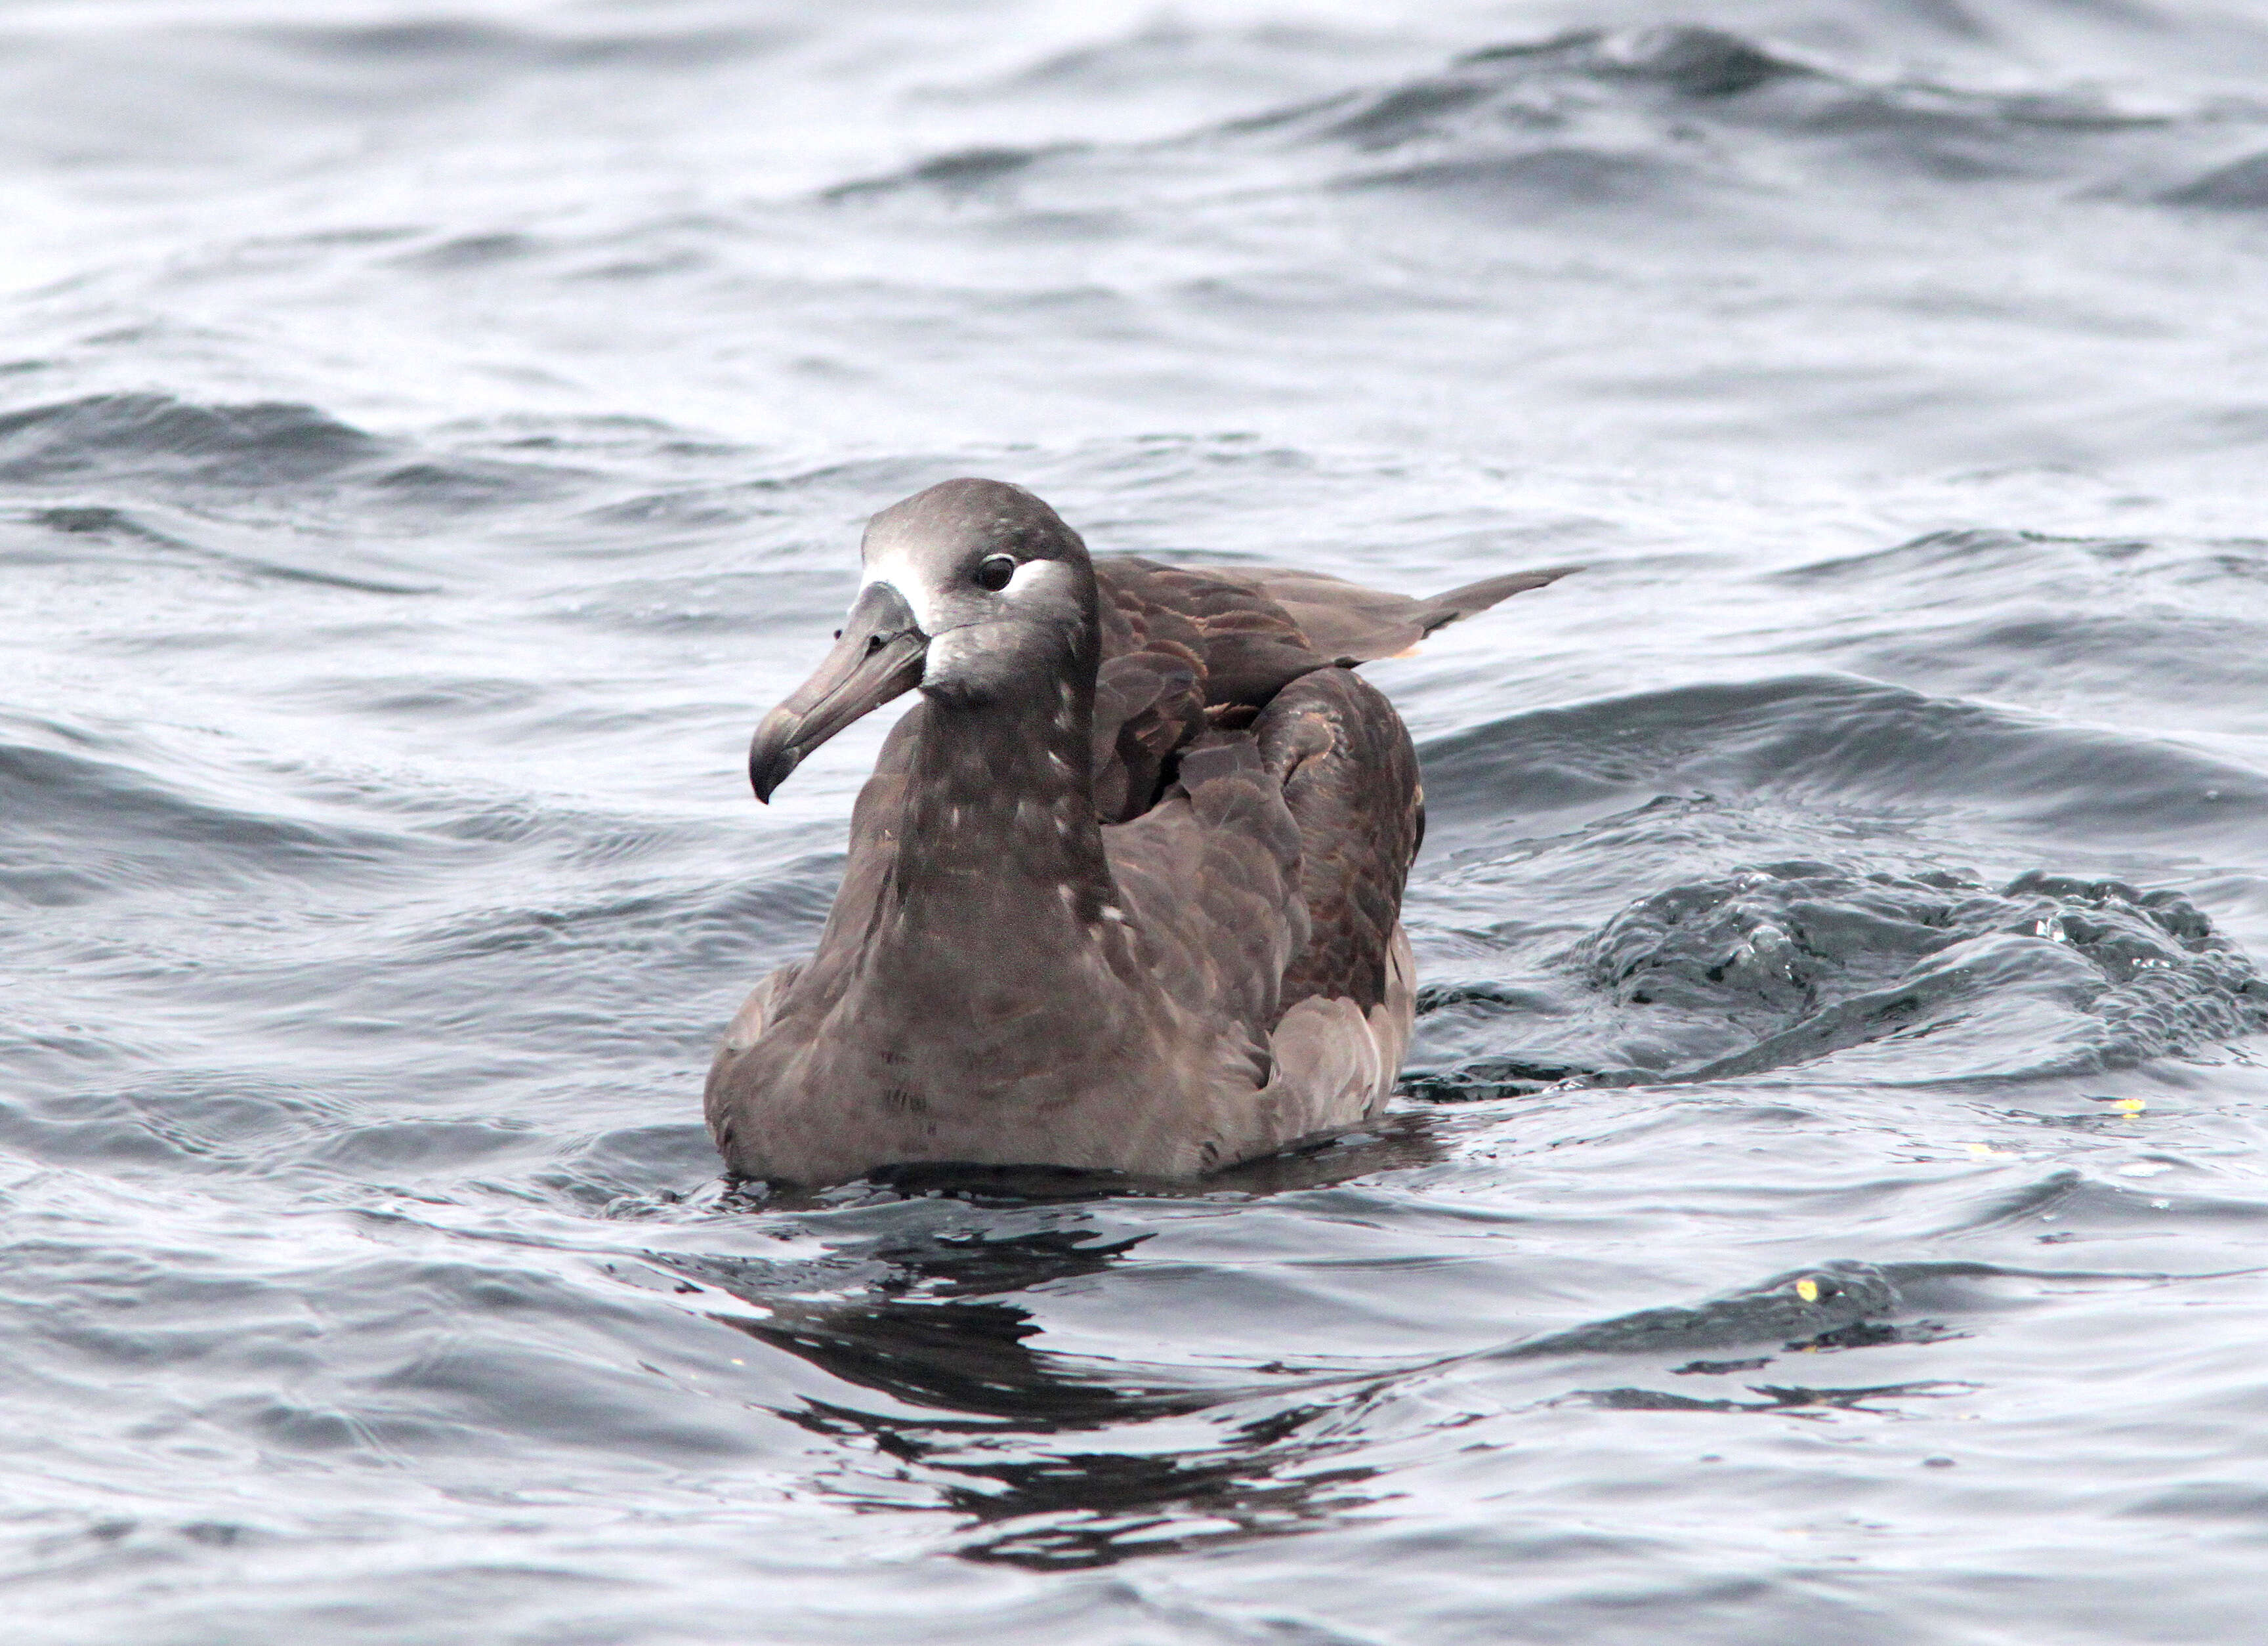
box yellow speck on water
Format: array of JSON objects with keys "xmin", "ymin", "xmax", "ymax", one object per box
[
  {"xmin": 2118, "ymin": 1097, "xmax": 2147, "ymax": 1114},
  {"xmin": 1797, "ymin": 1279, "xmax": 1820, "ymax": 1303}
]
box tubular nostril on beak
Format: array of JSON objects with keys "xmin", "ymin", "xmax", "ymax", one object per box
[{"xmin": 746, "ymin": 579, "xmax": 928, "ymax": 803}]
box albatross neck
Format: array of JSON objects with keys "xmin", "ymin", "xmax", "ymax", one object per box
[{"xmin": 891, "ymin": 622, "xmax": 1118, "ymax": 927}]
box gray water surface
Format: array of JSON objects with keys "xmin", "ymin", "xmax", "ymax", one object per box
[{"xmin": 5, "ymin": 3, "xmax": 2268, "ymax": 1643}]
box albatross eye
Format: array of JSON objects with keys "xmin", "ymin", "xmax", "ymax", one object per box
[{"xmin": 975, "ymin": 555, "xmax": 1017, "ymax": 592}]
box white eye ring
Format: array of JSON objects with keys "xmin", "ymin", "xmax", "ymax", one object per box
[{"xmin": 975, "ymin": 555, "xmax": 1017, "ymax": 592}]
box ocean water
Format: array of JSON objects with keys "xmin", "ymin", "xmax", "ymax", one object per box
[{"xmin": 5, "ymin": 2, "xmax": 2268, "ymax": 1641}]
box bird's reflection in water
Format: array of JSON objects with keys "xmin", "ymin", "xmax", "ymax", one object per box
[{"xmin": 701, "ymin": 1112, "xmax": 1443, "ymax": 1567}]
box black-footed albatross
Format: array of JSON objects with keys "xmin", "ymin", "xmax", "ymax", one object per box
[{"xmin": 706, "ymin": 479, "xmax": 1572, "ymax": 1186}]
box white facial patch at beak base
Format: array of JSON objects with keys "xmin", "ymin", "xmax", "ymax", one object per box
[{"xmin": 858, "ymin": 553, "xmax": 940, "ymax": 634}]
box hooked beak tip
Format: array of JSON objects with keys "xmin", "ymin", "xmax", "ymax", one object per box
[
  {"xmin": 749, "ymin": 744, "xmax": 799, "ymax": 804},
  {"xmin": 745, "ymin": 580, "xmax": 925, "ymax": 804}
]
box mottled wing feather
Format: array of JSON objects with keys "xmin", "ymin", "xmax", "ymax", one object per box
[
  {"xmin": 1097, "ymin": 665, "xmax": 1421, "ymax": 1129},
  {"xmin": 1253, "ymin": 666, "xmax": 1423, "ymax": 1019},
  {"xmin": 1103, "ymin": 734, "xmax": 1309, "ymax": 1044},
  {"xmin": 1091, "ymin": 651, "xmax": 1204, "ymax": 824},
  {"xmin": 1093, "ymin": 557, "xmax": 1331, "ymax": 708}
]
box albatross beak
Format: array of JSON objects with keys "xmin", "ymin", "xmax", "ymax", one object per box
[{"xmin": 748, "ymin": 581, "xmax": 928, "ymax": 802}]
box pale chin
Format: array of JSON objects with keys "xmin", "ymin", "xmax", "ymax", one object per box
[{"xmin": 923, "ymin": 623, "xmax": 987, "ymax": 682}]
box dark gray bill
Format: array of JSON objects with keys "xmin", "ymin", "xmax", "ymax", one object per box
[{"xmin": 747, "ymin": 581, "xmax": 927, "ymax": 801}]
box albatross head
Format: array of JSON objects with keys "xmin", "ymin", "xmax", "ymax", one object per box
[{"xmin": 747, "ymin": 478, "xmax": 1094, "ymax": 801}]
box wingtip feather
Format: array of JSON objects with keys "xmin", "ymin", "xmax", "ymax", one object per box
[{"xmin": 1418, "ymin": 563, "xmax": 1582, "ymax": 635}]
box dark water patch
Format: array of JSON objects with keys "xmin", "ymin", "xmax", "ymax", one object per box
[
  {"xmin": 1494, "ymin": 1261, "xmax": 1900, "ymax": 1359},
  {"xmin": 0, "ymin": 1075, "xmax": 352, "ymax": 1174},
  {"xmin": 2162, "ymin": 148, "xmax": 2268, "ymax": 207},
  {"xmin": 256, "ymin": 17, "xmax": 787, "ymax": 74},
  {"xmin": 1477, "ymin": 1252, "xmax": 2226, "ymax": 1384},
  {"xmin": 1335, "ymin": 148, "xmax": 1696, "ymax": 209},
  {"xmin": 1415, "ymin": 857, "xmax": 2265, "ymax": 1091},
  {"xmin": 2120, "ymin": 1482, "xmax": 2268, "ymax": 1519},
  {"xmin": 1286, "ymin": 26, "xmax": 1816, "ymax": 161},
  {"xmin": 308, "ymin": 1118, "xmax": 541, "ymax": 1174},
  {"xmin": 1402, "ymin": 1055, "xmax": 1589, "ymax": 1101},
  {"xmin": 1786, "ymin": 1317, "xmax": 1967, "ymax": 1351},
  {"xmin": 1568, "ymin": 1379, "xmax": 1964, "ymax": 1414},
  {"xmin": 735, "ymin": 1299, "xmax": 1210, "ymax": 1430},
  {"xmin": 362, "ymin": 457, "xmax": 583, "ymax": 512},
  {"xmin": 1155, "ymin": 20, "xmax": 2229, "ymax": 209},
  {"xmin": 1946, "ymin": 1170, "xmax": 2268, "ymax": 1235},
  {"xmin": 0, "ymin": 503, "xmax": 438, "ymax": 594},
  {"xmin": 1320, "ymin": 75, "xmax": 1513, "ymax": 148},
  {"xmin": 387, "ymin": 230, "xmax": 545, "ymax": 272},
  {"xmin": 1776, "ymin": 525, "xmax": 2157, "ymax": 588},
  {"xmin": 0, "ymin": 734, "xmax": 415, "ymax": 903},
  {"xmin": 537, "ymin": 1124, "xmax": 721, "ymax": 1213},
  {"xmin": 665, "ymin": 1216, "xmax": 1408, "ymax": 1569},
  {"xmin": 1418, "ymin": 673, "xmax": 2268, "ymax": 851},
  {"xmin": 1595, "ymin": 866, "xmax": 2263, "ymax": 1071},
  {"xmin": 282, "ymin": 675, "xmax": 545, "ymax": 720},
  {"xmin": 1826, "ymin": 609, "xmax": 2268, "ymax": 732},
  {"xmin": 0, "ymin": 394, "xmax": 382, "ymax": 488},
  {"xmin": 826, "ymin": 145, "xmax": 1068, "ymax": 203},
  {"xmin": 944, "ymin": 1438, "xmax": 1377, "ymax": 1570},
  {"xmin": 0, "ymin": 395, "xmax": 583, "ymax": 530},
  {"xmin": 1460, "ymin": 27, "xmax": 1812, "ymax": 101}
]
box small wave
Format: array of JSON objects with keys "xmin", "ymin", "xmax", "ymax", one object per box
[
  {"xmin": 1823, "ymin": 609, "xmax": 2268, "ymax": 734},
  {"xmin": 1333, "ymin": 148, "xmax": 1690, "ymax": 207},
  {"xmin": 0, "ymin": 392, "xmax": 381, "ymax": 488},
  {"xmin": 1305, "ymin": 27, "xmax": 1815, "ymax": 159},
  {"xmin": 1419, "ymin": 673, "xmax": 2268, "ymax": 849},
  {"xmin": 1611, "ymin": 866, "xmax": 2263, "ymax": 1083},
  {"xmin": 0, "ymin": 728, "xmax": 406, "ymax": 904},
  {"xmin": 1774, "ymin": 526, "xmax": 2144, "ymax": 586},
  {"xmin": 823, "ymin": 145, "xmax": 1070, "ymax": 203},
  {"xmin": 1242, "ymin": 21, "xmax": 2199, "ymax": 200},
  {"xmin": 254, "ymin": 18, "xmax": 784, "ymax": 74},
  {"xmin": 536, "ymin": 1124, "xmax": 719, "ymax": 1213},
  {"xmin": 1, "ymin": 503, "xmax": 436, "ymax": 593},
  {"xmin": 1415, "ymin": 858, "xmax": 2265, "ymax": 1092},
  {"xmin": 0, "ymin": 1075, "xmax": 352, "ymax": 1173},
  {"xmin": 385, "ymin": 230, "xmax": 544, "ymax": 271},
  {"xmin": 0, "ymin": 394, "xmax": 588, "ymax": 531},
  {"xmin": 840, "ymin": 21, "xmax": 2242, "ymax": 220},
  {"xmin": 1460, "ymin": 26, "xmax": 1811, "ymax": 102},
  {"xmin": 2161, "ymin": 149, "xmax": 2268, "ymax": 208},
  {"xmin": 1495, "ymin": 1260, "xmax": 1899, "ymax": 1358}
]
